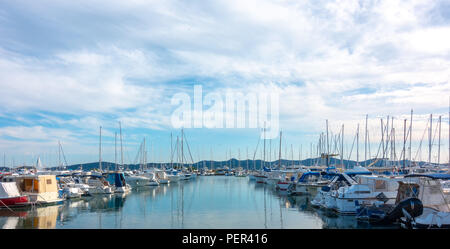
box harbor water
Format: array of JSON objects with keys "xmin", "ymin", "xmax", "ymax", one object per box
[{"xmin": 0, "ymin": 176, "xmax": 398, "ymax": 229}]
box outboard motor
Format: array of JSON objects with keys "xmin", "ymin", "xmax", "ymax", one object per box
[{"xmin": 384, "ymin": 198, "xmax": 423, "ymax": 223}]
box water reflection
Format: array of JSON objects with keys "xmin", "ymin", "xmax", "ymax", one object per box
[
  {"xmin": 0, "ymin": 177, "xmax": 397, "ymax": 229},
  {"xmin": 0, "ymin": 205, "xmax": 61, "ymax": 229}
]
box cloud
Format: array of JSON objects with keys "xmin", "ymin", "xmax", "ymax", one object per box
[{"xmin": 0, "ymin": 0, "xmax": 449, "ymax": 163}]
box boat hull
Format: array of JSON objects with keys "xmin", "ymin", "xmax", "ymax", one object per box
[{"xmin": 0, "ymin": 196, "xmax": 30, "ymax": 208}]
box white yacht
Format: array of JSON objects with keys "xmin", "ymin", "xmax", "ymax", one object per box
[
  {"xmin": 125, "ymin": 172, "xmax": 151, "ymax": 188},
  {"xmin": 400, "ymin": 174, "xmax": 450, "ymax": 228},
  {"xmin": 81, "ymin": 173, "xmax": 113, "ymax": 194},
  {"xmin": 141, "ymin": 170, "xmax": 160, "ymax": 186},
  {"xmin": 334, "ymin": 175, "xmax": 400, "ymax": 215}
]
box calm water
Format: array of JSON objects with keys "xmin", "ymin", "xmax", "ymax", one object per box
[{"xmin": 0, "ymin": 176, "xmax": 397, "ymax": 229}]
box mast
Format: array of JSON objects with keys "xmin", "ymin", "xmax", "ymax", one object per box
[
  {"xmin": 120, "ymin": 122, "xmax": 124, "ymax": 170},
  {"xmin": 58, "ymin": 140, "xmax": 61, "ymax": 170},
  {"xmin": 170, "ymin": 132, "xmax": 173, "ymax": 169},
  {"xmin": 238, "ymin": 148, "xmax": 241, "ymax": 169},
  {"xmin": 291, "ymin": 144, "xmax": 294, "ymax": 167},
  {"xmin": 246, "ymin": 147, "xmax": 249, "ymax": 171},
  {"xmin": 381, "ymin": 118, "xmax": 385, "ymax": 165},
  {"xmin": 176, "ymin": 136, "xmax": 180, "ymax": 168},
  {"xmin": 438, "ymin": 115, "xmax": 441, "ymax": 165},
  {"xmin": 143, "ymin": 137, "xmax": 146, "ymax": 171},
  {"xmin": 263, "ymin": 122, "xmax": 266, "ymax": 170},
  {"xmin": 299, "ymin": 145, "xmax": 302, "ymax": 165},
  {"xmin": 181, "ymin": 129, "xmax": 184, "ymax": 168},
  {"xmin": 403, "ymin": 119, "xmax": 407, "ymax": 169},
  {"xmin": 115, "ymin": 132, "xmax": 117, "ymax": 171},
  {"xmin": 326, "ymin": 120, "xmax": 329, "ymax": 166},
  {"xmin": 429, "ymin": 114, "xmax": 432, "ymax": 164},
  {"xmin": 410, "ymin": 109, "xmax": 413, "ymax": 167},
  {"xmin": 99, "ymin": 126, "xmax": 102, "ymax": 172},
  {"xmin": 341, "ymin": 124, "xmax": 344, "ymax": 169},
  {"xmin": 278, "ymin": 130, "xmax": 282, "ymax": 169},
  {"xmin": 356, "ymin": 123, "xmax": 359, "ymax": 166},
  {"xmin": 365, "ymin": 114, "xmax": 368, "ymax": 167}
]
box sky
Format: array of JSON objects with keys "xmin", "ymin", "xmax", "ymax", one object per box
[{"xmin": 0, "ymin": 0, "xmax": 449, "ymax": 167}]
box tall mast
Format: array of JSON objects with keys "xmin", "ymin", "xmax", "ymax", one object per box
[
  {"xmin": 99, "ymin": 126, "xmax": 102, "ymax": 172},
  {"xmin": 143, "ymin": 137, "xmax": 146, "ymax": 171},
  {"xmin": 170, "ymin": 132, "xmax": 173, "ymax": 169},
  {"xmin": 246, "ymin": 147, "xmax": 249, "ymax": 171},
  {"xmin": 211, "ymin": 146, "xmax": 214, "ymax": 171},
  {"xmin": 356, "ymin": 123, "xmax": 359, "ymax": 166},
  {"xmin": 58, "ymin": 140, "xmax": 61, "ymax": 170},
  {"xmin": 438, "ymin": 115, "xmax": 441, "ymax": 165},
  {"xmin": 381, "ymin": 118, "xmax": 385, "ymax": 164},
  {"xmin": 263, "ymin": 122, "xmax": 266, "ymax": 170},
  {"xmin": 403, "ymin": 119, "xmax": 407, "ymax": 169},
  {"xmin": 365, "ymin": 114, "xmax": 368, "ymax": 167},
  {"xmin": 238, "ymin": 148, "xmax": 241, "ymax": 169},
  {"xmin": 181, "ymin": 129, "xmax": 184, "ymax": 168},
  {"xmin": 120, "ymin": 122, "xmax": 124, "ymax": 170},
  {"xmin": 299, "ymin": 145, "xmax": 302, "ymax": 164},
  {"xmin": 176, "ymin": 136, "xmax": 180, "ymax": 168},
  {"xmin": 326, "ymin": 120, "xmax": 329, "ymax": 154},
  {"xmin": 278, "ymin": 130, "xmax": 282, "ymax": 169},
  {"xmin": 341, "ymin": 124, "xmax": 344, "ymax": 169},
  {"xmin": 291, "ymin": 144, "xmax": 294, "ymax": 167},
  {"xmin": 429, "ymin": 114, "xmax": 432, "ymax": 164},
  {"xmin": 115, "ymin": 132, "xmax": 117, "ymax": 171},
  {"xmin": 410, "ymin": 109, "xmax": 413, "ymax": 167}
]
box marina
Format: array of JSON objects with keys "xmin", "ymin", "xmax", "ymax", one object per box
[
  {"xmin": 1, "ymin": 1, "xmax": 450, "ymax": 237},
  {"xmin": 1, "ymin": 111, "xmax": 450, "ymax": 229},
  {"xmin": 0, "ymin": 175, "xmax": 396, "ymax": 229}
]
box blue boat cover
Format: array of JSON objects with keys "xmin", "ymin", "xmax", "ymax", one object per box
[
  {"xmin": 298, "ymin": 172, "xmax": 321, "ymax": 182},
  {"xmin": 405, "ymin": 173, "xmax": 450, "ymax": 180}
]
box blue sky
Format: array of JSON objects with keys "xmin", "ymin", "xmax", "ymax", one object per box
[{"xmin": 0, "ymin": 0, "xmax": 449, "ymax": 167}]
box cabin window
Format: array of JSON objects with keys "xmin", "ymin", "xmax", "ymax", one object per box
[
  {"xmin": 354, "ymin": 191, "xmax": 370, "ymax": 194},
  {"xmin": 47, "ymin": 179, "xmax": 52, "ymax": 184},
  {"xmin": 375, "ymin": 180, "xmax": 386, "ymax": 190}
]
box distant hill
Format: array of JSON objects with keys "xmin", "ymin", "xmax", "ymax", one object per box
[
  {"xmin": 1, "ymin": 157, "xmax": 443, "ymax": 172},
  {"xmin": 41, "ymin": 158, "xmax": 442, "ymax": 171}
]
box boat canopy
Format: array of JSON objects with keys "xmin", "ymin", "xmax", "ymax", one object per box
[
  {"xmin": 345, "ymin": 166, "xmax": 372, "ymax": 174},
  {"xmin": 297, "ymin": 172, "xmax": 321, "ymax": 182},
  {"xmin": 0, "ymin": 182, "xmax": 21, "ymax": 198},
  {"xmin": 105, "ymin": 172, "xmax": 127, "ymax": 187},
  {"xmin": 405, "ymin": 174, "xmax": 450, "ymax": 180},
  {"xmin": 263, "ymin": 167, "xmax": 272, "ymax": 172}
]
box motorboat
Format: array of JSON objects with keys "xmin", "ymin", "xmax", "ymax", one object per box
[
  {"xmin": 80, "ymin": 173, "xmax": 113, "ymax": 194},
  {"xmin": 288, "ymin": 171, "xmax": 329, "ymax": 196},
  {"xmin": 125, "ymin": 172, "xmax": 151, "ymax": 188},
  {"xmin": 0, "ymin": 181, "xmax": 30, "ymax": 208},
  {"xmin": 105, "ymin": 172, "xmax": 131, "ymax": 193},
  {"xmin": 400, "ymin": 174, "xmax": 450, "ymax": 229},
  {"xmin": 10, "ymin": 175, "xmax": 64, "ymax": 205}
]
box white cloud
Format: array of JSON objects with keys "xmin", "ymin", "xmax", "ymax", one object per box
[{"xmin": 0, "ymin": 0, "xmax": 449, "ymax": 163}]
